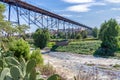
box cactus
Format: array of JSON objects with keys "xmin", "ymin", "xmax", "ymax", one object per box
[
  {"xmin": 29, "ymin": 68, "xmax": 36, "ymax": 80},
  {"xmin": 0, "ymin": 68, "xmax": 10, "ymax": 80},
  {"xmin": 19, "ymin": 57, "xmax": 26, "ymax": 76},
  {"xmin": 8, "ymin": 59, "xmax": 37, "ymax": 80},
  {"xmin": 4, "ymin": 75, "xmax": 13, "ymax": 80},
  {"xmin": 0, "ymin": 57, "xmax": 37, "ymax": 80},
  {"xmin": 0, "ymin": 56, "xmax": 62, "ymax": 80},
  {"xmin": 10, "ymin": 66, "xmax": 22, "ymax": 80},
  {"xmin": 26, "ymin": 59, "xmax": 36, "ymax": 74},
  {"xmin": 0, "ymin": 59, "xmax": 3, "ymax": 69},
  {"xmin": 5, "ymin": 57, "xmax": 20, "ymax": 66}
]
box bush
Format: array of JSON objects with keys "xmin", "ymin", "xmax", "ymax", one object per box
[
  {"xmin": 75, "ymin": 34, "xmax": 82, "ymax": 40},
  {"xmin": 92, "ymin": 27, "xmax": 98, "ymax": 38},
  {"xmin": 30, "ymin": 49, "xmax": 43, "ymax": 66},
  {"xmin": 47, "ymin": 42, "xmax": 55, "ymax": 48},
  {"xmin": 95, "ymin": 19, "xmax": 120, "ymax": 56},
  {"xmin": 33, "ymin": 28, "xmax": 50, "ymax": 49},
  {"xmin": 9, "ymin": 39, "xmax": 30, "ymax": 60},
  {"xmin": 81, "ymin": 30, "xmax": 88, "ymax": 39}
]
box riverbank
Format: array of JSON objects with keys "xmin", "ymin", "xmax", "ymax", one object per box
[{"xmin": 43, "ymin": 52, "xmax": 120, "ymax": 80}]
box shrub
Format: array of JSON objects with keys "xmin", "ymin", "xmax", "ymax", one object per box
[
  {"xmin": 33, "ymin": 28, "xmax": 50, "ymax": 49},
  {"xmin": 81, "ymin": 30, "xmax": 87, "ymax": 39},
  {"xmin": 9, "ymin": 39, "xmax": 30, "ymax": 60},
  {"xmin": 47, "ymin": 42, "xmax": 55, "ymax": 48},
  {"xmin": 92, "ymin": 27, "xmax": 98, "ymax": 38},
  {"xmin": 40, "ymin": 63, "xmax": 56, "ymax": 76},
  {"xmin": 95, "ymin": 19, "xmax": 120, "ymax": 56},
  {"xmin": 75, "ymin": 34, "xmax": 82, "ymax": 40},
  {"xmin": 30, "ymin": 49, "xmax": 43, "ymax": 66}
]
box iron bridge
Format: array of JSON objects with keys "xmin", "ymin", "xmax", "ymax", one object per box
[{"xmin": 0, "ymin": 0, "xmax": 92, "ymax": 38}]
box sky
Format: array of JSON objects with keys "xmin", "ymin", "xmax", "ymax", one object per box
[
  {"xmin": 2, "ymin": 0, "xmax": 120, "ymax": 32},
  {"xmin": 21, "ymin": 0, "xmax": 120, "ymax": 29}
]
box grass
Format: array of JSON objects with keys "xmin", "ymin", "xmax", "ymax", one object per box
[
  {"xmin": 47, "ymin": 42, "xmax": 55, "ymax": 48},
  {"xmin": 113, "ymin": 64, "xmax": 120, "ymax": 68},
  {"xmin": 38, "ymin": 63, "xmax": 66, "ymax": 80},
  {"xmin": 54, "ymin": 40, "xmax": 101, "ymax": 55}
]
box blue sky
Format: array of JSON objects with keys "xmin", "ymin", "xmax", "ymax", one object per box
[
  {"xmin": 21, "ymin": 0, "xmax": 120, "ymax": 29},
  {"xmin": 2, "ymin": 0, "xmax": 120, "ymax": 32}
]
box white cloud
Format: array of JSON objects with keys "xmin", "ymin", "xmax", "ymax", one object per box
[
  {"xmin": 111, "ymin": 8, "xmax": 120, "ymax": 11},
  {"xmin": 91, "ymin": 2, "xmax": 106, "ymax": 6},
  {"xmin": 66, "ymin": 4, "xmax": 91, "ymax": 12},
  {"xmin": 105, "ymin": 0, "xmax": 120, "ymax": 3},
  {"xmin": 66, "ymin": 2, "xmax": 106, "ymax": 12},
  {"xmin": 62, "ymin": 0, "xmax": 94, "ymax": 3}
]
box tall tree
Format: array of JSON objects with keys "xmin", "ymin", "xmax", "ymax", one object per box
[
  {"xmin": 0, "ymin": 3, "xmax": 6, "ymax": 36},
  {"xmin": 95, "ymin": 19, "xmax": 120, "ymax": 56},
  {"xmin": 81, "ymin": 30, "xmax": 87, "ymax": 39},
  {"xmin": 92, "ymin": 27, "xmax": 98, "ymax": 38},
  {"xmin": 33, "ymin": 28, "xmax": 50, "ymax": 49},
  {"xmin": 17, "ymin": 24, "xmax": 30, "ymax": 35}
]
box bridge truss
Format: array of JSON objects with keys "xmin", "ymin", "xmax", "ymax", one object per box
[{"xmin": 0, "ymin": 0, "xmax": 92, "ymax": 38}]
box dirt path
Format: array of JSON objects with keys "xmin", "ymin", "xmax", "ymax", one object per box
[{"xmin": 43, "ymin": 51, "xmax": 120, "ymax": 80}]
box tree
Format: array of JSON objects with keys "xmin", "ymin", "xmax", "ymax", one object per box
[
  {"xmin": 81, "ymin": 30, "xmax": 87, "ymax": 39},
  {"xmin": 33, "ymin": 28, "xmax": 50, "ymax": 49},
  {"xmin": 98, "ymin": 21, "xmax": 108, "ymax": 40},
  {"xmin": 75, "ymin": 33, "xmax": 82, "ymax": 40},
  {"xmin": 0, "ymin": 3, "xmax": 7, "ymax": 36},
  {"xmin": 95, "ymin": 19, "xmax": 120, "ymax": 56},
  {"xmin": 0, "ymin": 3, "xmax": 5, "ymax": 21},
  {"xmin": 92, "ymin": 27, "xmax": 98, "ymax": 38},
  {"xmin": 57, "ymin": 32, "xmax": 65, "ymax": 39},
  {"xmin": 0, "ymin": 4, "xmax": 16, "ymax": 38},
  {"xmin": 16, "ymin": 24, "xmax": 30, "ymax": 39}
]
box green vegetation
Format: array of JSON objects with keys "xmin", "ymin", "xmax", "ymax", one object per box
[
  {"xmin": 113, "ymin": 64, "xmax": 120, "ymax": 68},
  {"xmin": 0, "ymin": 56, "xmax": 62, "ymax": 80},
  {"xmin": 75, "ymin": 33, "xmax": 82, "ymax": 40},
  {"xmin": 95, "ymin": 19, "xmax": 120, "ymax": 56},
  {"xmin": 2, "ymin": 1, "xmax": 120, "ymax": 79},
  {"xmin": 16, "ymin": 24, "xmax": 30, "ymax": 39},
  {"xmin": 47, "ymin": 42, "xmax": 56, "ymax": 48},
  {"xmin": 9, "ymin": 39, "xmax": 30, "ymax": 60},
  {"xmin": 92, "ymin": 27, "xmax": 98, "ymax": 38},
  {"xmin": 33, "ymin": 28, "xmax": 50, "ymax": 49},
  {"xmin": 53, "ymin": 41, "xmax": 101, "ymax": 55},
  {"xmin": 0, "ymin": 3, "xmax": 64, "ymax": 80},
  {"xmin": 81, "ymin": 30, "xmax": 88, "ymax": 39},
  {"xmin": 30, "ymin": 49, "xmax": 43, "ymax": 66}
]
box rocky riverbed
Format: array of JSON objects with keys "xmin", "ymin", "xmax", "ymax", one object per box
[{"xmin": 43, "ymin": 52, "xmax": 120, "ymax": 80}]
